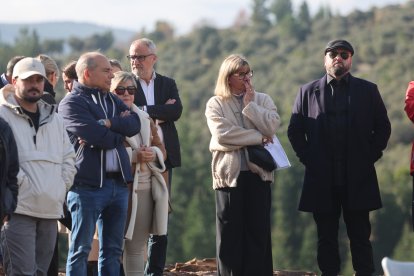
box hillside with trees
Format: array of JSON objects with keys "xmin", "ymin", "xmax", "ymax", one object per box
[{"xmin": 1, "ymin": 0, "xmax": 414, "ymax": 274}]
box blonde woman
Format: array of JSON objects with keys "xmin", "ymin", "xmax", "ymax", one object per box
[
  {"xmin": 205, "ymin": 54, "xmax": 280, "ymax": 275},
  {"xmin": 110, "ymin": 71, "xmax": 168, "ymax": 276},
  {"xmin": 36, "ymin": 54, "xmax": 60, "ymax": 104}
]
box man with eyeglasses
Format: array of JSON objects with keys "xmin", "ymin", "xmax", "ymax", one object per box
[
  {"xmin": 288, "ymin": 39, "xmax": 391, "ymax": 276},
  {"xmin": 127, "ymin": 38, "xmax": 182, "ymax": 275}
]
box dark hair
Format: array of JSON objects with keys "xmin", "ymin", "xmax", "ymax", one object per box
[
  {"xmin": 62, "ymin": 60, "xmax": 78, "ymax": 80},
  {"xmin": 6, "ymin": 56, "xmax": 26, "ymax": 77}
]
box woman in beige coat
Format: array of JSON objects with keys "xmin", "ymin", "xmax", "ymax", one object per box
[
  {"xmin": 110, "ymin": 71, "xmax": 168, "ymax": 276},
  {"xmin": 205, "ymin": 54, "xmax": 280, "ymax": 275}
]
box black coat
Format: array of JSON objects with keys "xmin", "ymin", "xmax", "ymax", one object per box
[
  {"xmin": 0, "ymin": 117, "xmax": 19, "ymax": 221},
  {"xmin": 41, "ymin": 80, "xmax": 56, "ymax": 105},
  {"xmin": 288, "ymin": 74, "xmax": 391, "ymax": 212},
  {"xmin": 134, "ymin": 73, "xmax": 182, "ymax": 169}
]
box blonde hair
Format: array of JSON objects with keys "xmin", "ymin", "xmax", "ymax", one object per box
[
  {"xmin": 36, "ymin": 54, "xmax": 60, "ymax": 80},
  {"xmin": 110, "ymin": 71, "xmax": 137, "ymax": 92},
  {"xmin": 214, "ymin": 54, "xmax": 250, "ymax": 99}
]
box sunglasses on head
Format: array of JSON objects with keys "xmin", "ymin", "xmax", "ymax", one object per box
[
  {"xmin": 328, "ymin": 51, "xmax": 351, "ymax": 60},
  {"xmin": 114, "ymin": 86, "xmax": 137, "ymax": 95}
]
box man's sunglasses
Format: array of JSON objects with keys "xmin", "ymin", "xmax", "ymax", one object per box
[
  {"xmin": 114, "ymin": 86, "xmax": 137, "ymax": 95},
  {"xmin": 328, "ymin": 51, "xmax": 351, "ymax": 60}
]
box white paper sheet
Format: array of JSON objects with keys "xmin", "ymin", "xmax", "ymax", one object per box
[{"xmin": 264, "ymin": 135, "xmax": 291, "ymax": 170}]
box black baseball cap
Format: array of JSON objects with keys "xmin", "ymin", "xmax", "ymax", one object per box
[{"xmin": 324, "ymin": 39, "xmax": 354, "ymax": 56}]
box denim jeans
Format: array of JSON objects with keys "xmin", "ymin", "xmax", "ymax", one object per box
[{"xmin": 66, "ymin": 178, "xmax": 129, "ymax": 276}]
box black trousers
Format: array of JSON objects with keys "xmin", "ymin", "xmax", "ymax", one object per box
[
  {"xmin": 312, "ymin": 186, "xmax": 374, "ymax": 276},
  {"xmin": 215, "ymin": 171, "xmax": 273, "ymax": 276},
  {"xmin": 144, "ymin": 168, "xmax": 172, "ymax": 276}
]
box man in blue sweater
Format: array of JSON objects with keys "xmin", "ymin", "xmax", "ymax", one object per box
[{"xmin": 59, "ymin": 52, "xmax": 141, "ymax": 276}]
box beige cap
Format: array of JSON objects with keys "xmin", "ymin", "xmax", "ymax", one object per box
[{"xmin": 12, "ymin": 57, "xmax": 46, "ymax": 80}]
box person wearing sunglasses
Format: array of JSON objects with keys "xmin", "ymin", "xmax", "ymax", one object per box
[
  {"xmin": 127, "ymin": 38, "xmax": 182, "ymax": 275},
  {"xmin": 110, "ymin": 71, "xmax": 168, "ymax": 276},
  {"xmin": 288, "ymin": 39, "xmax": 391, "ymax": 276}
]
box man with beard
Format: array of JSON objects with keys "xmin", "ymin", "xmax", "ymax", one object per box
[
  {"xmin": 288, "ymin": 40, "xmax": 391, "ymax": 276},
  {"xmin": 0, "ymin": 57, "xmax": 76, "ymax": 276}
]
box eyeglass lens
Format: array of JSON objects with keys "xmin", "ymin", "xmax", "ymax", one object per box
[
  {"xmin": 115, "ymin": 86, "xmax": 136, "ymax": 95},
  {"xmin": 328, "ymin": 51, "xmax": 350, "ymax": 60},
  {"xmin": 234, "ymin": 71, "xmax": 253, "ymax": 79},
  {"xmin": 127, "ymin": 54, "xmax": 153, "ymax": 62}
]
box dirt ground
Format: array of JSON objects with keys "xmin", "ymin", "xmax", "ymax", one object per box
[
  {"xmin": 1, "ymin": 258, "xmax": 317, "ymax": 276},
  {"xmin": 163, "ymin": 258, "xmax": 317, "ymax": 275}
]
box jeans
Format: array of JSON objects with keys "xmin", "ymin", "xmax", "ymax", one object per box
[{"xmin": 66, "ymin": 178, "xmax": 129, "ymax": 276}]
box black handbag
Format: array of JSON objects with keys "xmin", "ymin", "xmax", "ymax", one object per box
[{"xmin": 246, "ymin": 145, "xmax": 277, "ymax": 172}]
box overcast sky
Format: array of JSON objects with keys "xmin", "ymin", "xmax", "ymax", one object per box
[{"xmin": 0, "ymin": 0, "xmax": 408, "ymax": 35}]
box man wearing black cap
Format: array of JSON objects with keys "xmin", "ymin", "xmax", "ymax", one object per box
[{"xmin": 288, "ymin": 39, "xmax": 391, "ymax": 276}]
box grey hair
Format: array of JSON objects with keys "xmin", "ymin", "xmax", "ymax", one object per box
[
  {"xmin": 110, "ymin": 71, "xmax": 137, "ymax": 92},
  {"xmin": 130, "ymin": 38, "xmax": 157, "ymax": 54},
  {"xmin": 75, "ymin": 52, "xmax": 104, "ymax": 82}
]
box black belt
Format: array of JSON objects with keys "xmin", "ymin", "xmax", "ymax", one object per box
[{"xmin": 105, "ymin": 172, "xmax": 122, "ymax": 179}]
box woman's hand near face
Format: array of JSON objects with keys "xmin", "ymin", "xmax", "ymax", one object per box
[{"xmin": 243, "ymin": 78, "xmax": 255, "ymax": 106}]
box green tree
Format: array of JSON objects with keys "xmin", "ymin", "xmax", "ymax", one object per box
[
  {"xmin": 84, "ymin": 31, "xmax": 114, "ymax": 52},
  {"xmin": 251, "ymin": 0, "xmax": 271, "ymax": 30},
  {"xmin": 13, "ymin": 28, "xmax": 41, "ymax": 56},
  {"xmin": 181, "ymin": 186, "xmax": 215, "ymax": 259},
  {"xmin": 0, "ymin": 43, "xmax": 14, "ymax": 71},
  {"xmin": 297, "ymin": 1, "xmax": 311, "ymax": 39},
  {"xmin": 67, "ymin": 36, "xmax": 85, "ymax": 53},
  {"xmin": 270, "ymin": 0, "xmax": 293, "ymax": 23},
  {"xmin": 41, "ymin": 39, "xmax": 64, "ymax": 54},
  {"xmin": 148, "ymin": 21, "xmax": 175, "ymax": 42}
]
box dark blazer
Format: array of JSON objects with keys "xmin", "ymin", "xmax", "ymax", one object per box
[
  {"xmin": 288, "ymin": 74, "xmax": 391, "ymax": 212},
  {"xmin": 0, "ymin": 117, "xmax": 19, "ymax": 221},
  {"xmin": 134, "ymin": 73, "xmax": 182, "ymax": 168}
]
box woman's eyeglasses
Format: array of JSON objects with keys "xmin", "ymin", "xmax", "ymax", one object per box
[
  {"xmin": 328, "ymin": 51, "xmax": 351, "ymax": 60},
  {"xmin": 114, "ymin": 86, "xmax": 137, "ymax": 95},
  {"xmin": 232, "ymin": 70, "xmax": 254, "ymax": 80}
]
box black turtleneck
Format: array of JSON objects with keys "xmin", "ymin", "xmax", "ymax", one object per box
[
  {"xmin": 325, "ymin": 74, "xmax": 350, "ymax": 186},
  {"xmin": 41, "ymin": 80, "xmax": 56, "ymax": 105}
]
